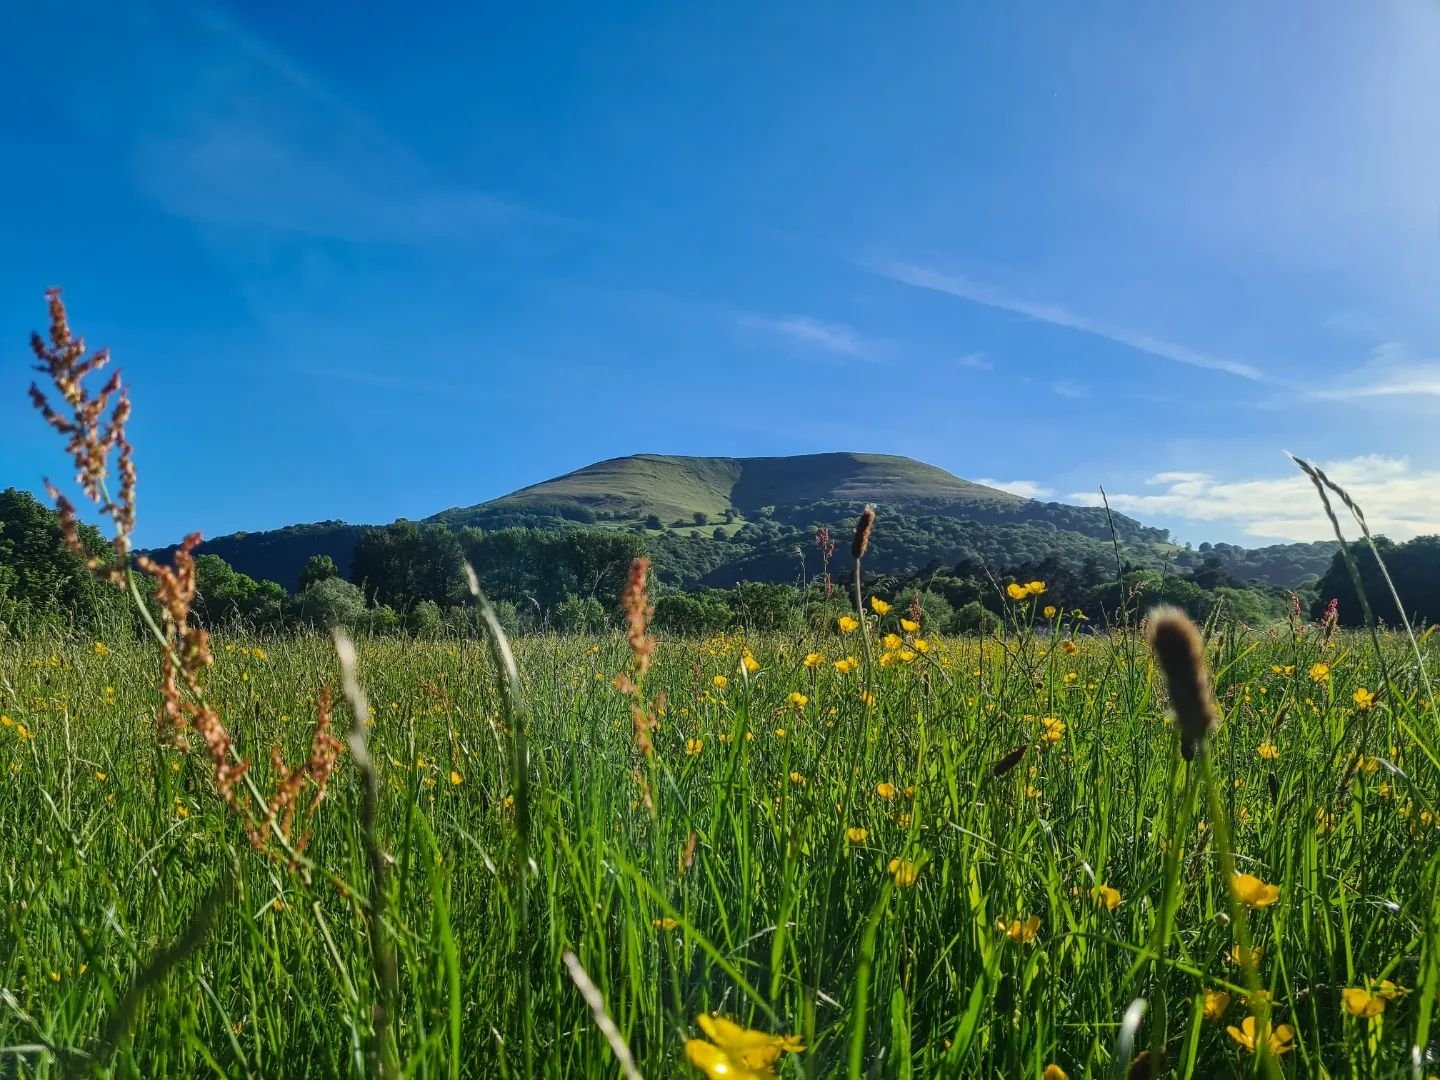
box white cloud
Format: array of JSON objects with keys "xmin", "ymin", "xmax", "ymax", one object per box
[
  {"xmin": 1051, "ymin": 379, "xmax": 1088, "ymax": 398},
  {"xmin": 1310, "ymin": 342, "xmax": 1440, "ymax": 402},
  {"xmin": 872, "ymin": 261, "xmax": 1270, "ymax": 382},
  {"xmin": 1068, "ymin": 455, "xmax": 1440, "ymax": 542},
  {"xmin": 956, "ymin": 352, "xmax": 992, "ymax": 370},
  {"xmin": 737, "ymin": 314, "xmax": 884, "ymax": 359},
  {"xmin": 977, "ymin": 478, "xmax": 1056, "ymax": 500}
]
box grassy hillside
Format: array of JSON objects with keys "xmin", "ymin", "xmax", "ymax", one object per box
[
  {"xmin": 427, "ymin": 452, "xmax": 1022, "ymax": 528},
  {"xmin": 138, "ymin": 454, "xmax": 1338, "ymax": 593}
]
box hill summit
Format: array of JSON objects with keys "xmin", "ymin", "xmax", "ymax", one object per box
[{"xmin": 428, "ymin": 452, "xmax": 1023, "ymax": 529}]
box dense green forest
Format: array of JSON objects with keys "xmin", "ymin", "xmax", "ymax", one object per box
[{"xmin": 10, "ymin": 481, "xmax": 1431, "ymax": 639}]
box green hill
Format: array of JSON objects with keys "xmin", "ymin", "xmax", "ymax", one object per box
[
  {"xmin": 137, "ymin": 453, "xmax": 1337, "ymax": 592},
  {"xmin": 427, "ymin": 452, "xmax": 1023, "ymax": 529}
]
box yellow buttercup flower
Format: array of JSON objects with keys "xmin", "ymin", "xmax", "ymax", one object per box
[
  {"xmin": 1043, "ymin": 605, "xmax": 1058, "ymax": 619},
  {"xmin": 713, "ymin": 675, "xmax": 729, "ymax": 690},
  {"xmin": 92, "ymin": 641, "xmax": 109, "ymax": 656},
  {"xmin": 1201, "ymin": 989, "xmax": 1231, "ymax": 1021},
  {"xmin": 684, "ymin": 1014, "xmax": 805, "ymax": 1079},
  {"xmin": 741, "ymin": 654, "xmax": 760, "ymax": 674},
  {"xmin": 803, "ymin": 652, "xmax": 824, "ymax": 668},
  {"xmin": 686, "ymin": 738, "xmax": 704, "ymax": 756},
  {"xmin": 1342, "ymin": 987, "xmax": 1385, "ymax": 1018},
  {"xmin": 882, "ymin": 633, "xmax": 903, "ymax": 650},
  {"xmin": 1062, "ymin": 639, "xmax": 1078, "ymax": 655},
  {"xmin": 787, "ymin": 692, "xmax": 808, "ymax": 709},
  {"xmin": 1352, "ymin": 687, "xmax": 1375, "ymax": 709},
  {"xmin": 887, "ymin": 858, "xmax": 919, "ymax": 887},
  {"xmin": 900, "ymin": 618, "xmax": 919, "ymax": 633},
  {"xmin": 845, "ymin": 827, "xmax": 868, "ymax": 844},
  {"xmin": 449, "ymin": 770, "xmax": 463, "ymax": 786},
  {"xmin": 912, "ymin": 638, "xmax": 929, "ymax": 653},
  {"xmin": 1226, "ymin": 1016, "xmax": 1294, "ymax": 1056},
  {"xmin": 1093, "ymin": 884, "xmax": 1121, "ymax": 911},
  {"xmin": 1006, "ymin": 582, "xmax": 1030, "ymax": 601},
  {"xmin": 875, "ymin": 782, "xmax": 896, "ymax": 799},
  {"xmin": 1025, "ymin": 580, "xmax": 1047, "ymax": 595},
  {"xmin": 1042, "ymin": 1066, "xmax": 1069, "ymax": 1080},
  {"xmin": 838, "ymin": 615, "xmax": 860, "ymax": 634},
  {"xmin": 1041, "ymin": 716, "xmax": 1066, "ymax": 744},
  {"xmin": 996, "ymin": 915, "xmax": 1041, "ymax": 943},
  {"xmin": 1257, "ymin": 741, "xmax": 1279, "ymax": 761},
  {"xmin": 653, "ymin": 917, "xmax": 680, "ymax": 931},
  {"xmin": 833, "ymin": 657, "xmax": 859, "ymax": 674},
  {"xmin": 1232, "ymin": 872, "xmax": 1280, "ymax": 908},
  {"xmin": 870, "ymin": 597, "xmax": 891, "ymax": 615},
  {"xmin": 1308, "ymin": 662, "xmax": 1331, "ymax": 682}
]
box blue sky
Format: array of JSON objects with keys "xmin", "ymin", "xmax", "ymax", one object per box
[{"xmin": 3, "ymin": 0, "xmax": 1438, "ymax": 548}]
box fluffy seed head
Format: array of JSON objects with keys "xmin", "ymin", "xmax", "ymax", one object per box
[
  {"xmin": 851, "ymin": 505, "xmax": 876, "ymax": 562},
  {"xmin": 1146, "ymin": 606, "xmax": 1219, "ymax": 760}
]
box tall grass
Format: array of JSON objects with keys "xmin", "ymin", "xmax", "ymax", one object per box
[{"xmin": 1, "ymin": 613, "xmax": 1437, "ymax": 1075}]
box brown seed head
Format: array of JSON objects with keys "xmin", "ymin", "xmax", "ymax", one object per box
[
  {"xmin": 991, "ymin": 744, "xmax": 1028, "ymax": 777},
  {"xmin": 1146, "ymin": 606, "xmax": 1219, "ymax": 760},
  {"xmin": 851, "ymin": 505, "xmax": 876, "ymax": 562}
]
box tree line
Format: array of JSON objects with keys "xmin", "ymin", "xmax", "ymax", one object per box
[{"xmin": 4, "ymin": 485, "xmax": 1431, "ymax": 639}]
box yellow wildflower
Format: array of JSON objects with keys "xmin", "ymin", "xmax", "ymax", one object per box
[
  {"xmin": 741, "ymin": 654, "xmax": 760, "ymax": 674},
  {"xmin": 684, "ymin": 1014, "xmax": 804, "ymax": 1079},
  {"xmin": 1026, "ymin": 580, "xmax": 1046, "ymax": 595},
  {"xmin": 1043, "ymin": 605, "xmax": 1057, "ymax": 619},
  {"xmin": 686, "ymin": 738, "xmax": 704, "ymax": 756},
  {"xmin": 1232, "ymin": 872, "xmax": 1280, "ymax": 908},
  {"xmin": 912, "ymin": 638, "xmax": 929, "ymax": 653},
  {"xmin": 1226, "ymin": 1016, "xmax": 1294, "ymax": 1056},
  {"xmin": 1202, "ymin": 989, "xmax": 1231, "ymax": 1021},
  {"xmin": 1257, "ymin": 741, "xmax": 1279, "ymax": 761},
  {"xmin": 833, "ymin": 656, "xmax": 859, "ymax": 674},
  {"xmin": 1093, "ymin": 884, "xmax": 1121, "ymax": 911},
  {"xmin": 845, "ymin": 827, "xmax": 868, "ymax": 844},
  {"xmin": 838, "ymin": 615, "xmax": 860, "ymax": 634},
  {"xmin": 1062, "ymin": 640, "xmax": 1078, "ymax": 655},
  {"xmin": 900, "ymin": 618, "xmax": 919, "ymax": 633},
  {"xmin": 653, "ymin": 917, "xmax": 680, "ymax": 931},
  {"xmin": 996, "ymin": 915, "xmax": 1041, "ymax": 943},
  {"xmin": 882, "ymin": 633, "xmax": 903, "ymax": 650},
  {"xmin": 449, "ymin": 770, "xmax": 463, "ymax": 786},
  {"xmin": 787, "ymin": 692, "xmax": 808, "ymax": 709},
  {"xmin": 1006, "ymin": 582, "xmax": 1030, "ymax": 601},
  {"xmin": 93, "ymin": 641, "xmax": 109, "ymax": 656},
  {"xmin": 1352, "ymin": 687, "xmax": 1375, "ymax": 709},
  {"xmin": 888, "ymin": 858, "xmax": 919, "ymax": 887},
  {"xmin": 875, "ymin": 782, "xmax": 896, "ymax": 799},
  {"xmin": 870, "ymin": 597, "xmax": 891, "ymax": 615},
  {"xmin": 1042, "ymin": 1066, "xmax": 1069, "ymax": 1080},
  {"xmin": 1309, "ymin": 662, "xmax": 1331, "ymax": 682},
  {"xmin": 713, "ymin": 675, "xmax": 729, "ymax": 690},
  {"xmin": 1342, "ymin": 987, "xmax": 1385, "ymax": 1018},
  {"xmin": 803, "ymin": 652, "xmax": 824, "ymax": 668}
]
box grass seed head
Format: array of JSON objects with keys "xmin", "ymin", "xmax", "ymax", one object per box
[
  {"xmin": 851, "ymin": 505, "xmax": 876, "ymax": 562},
  {"xmin": 1146, "ymin": 605, "xmax": 1219, "ymax": 760}
]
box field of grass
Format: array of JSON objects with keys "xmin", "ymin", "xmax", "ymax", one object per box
[{"xmin": 2, "ymin": 603, "xmax": 1438, "ymax": 1078}]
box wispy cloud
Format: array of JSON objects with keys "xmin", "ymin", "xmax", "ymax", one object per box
[
  {"xmin": 956, "ymin": 352, "xmax": 993, "ymax": 370},
  {"xmin": 128, "ymin": 5, "xmax": 551, "ymax": 245},
  {"xmin": 1068, "ymin": 455, "xmax": 1440, "ymax": 542},
  {"xmin": 737, "ymin": 313, "xmax": 887, "ymax": 359},
  {"xmin": 1050, "ymin": 379, "xmax": 1088, "ymax": 399},
  {"xmin": 1309, "ymin": 342, "xmax": 1440, "ymax": 402},
  {"xmin": 977, "ymin": 478, "xmax": 1056, "ymax": 500},
  {"xmin": 872, "ymin": 261, "xmax": 1269, "ymax": 382}
]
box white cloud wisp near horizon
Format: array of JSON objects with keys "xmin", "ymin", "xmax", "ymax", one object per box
[{"xmin": 1067, "ymin": 455, "xmax": 1440, "ymax": 543}]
